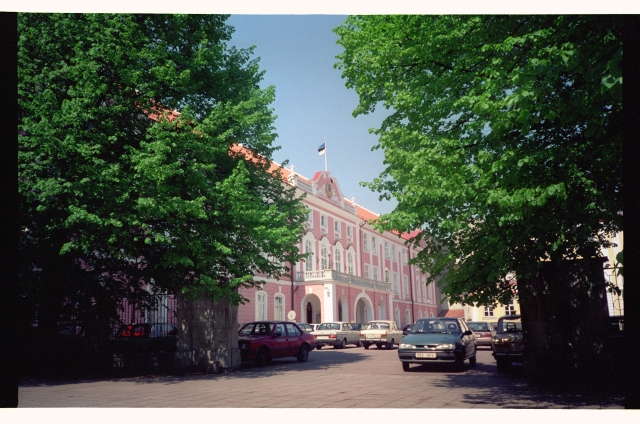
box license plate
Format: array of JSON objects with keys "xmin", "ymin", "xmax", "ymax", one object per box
[
  {"xmin": 416, "ymin": 352, "xmax": 437, "ymax": 358},
  {"xmin": 366, "ymin": 335, "xmax": 379, "ymax": 340}
]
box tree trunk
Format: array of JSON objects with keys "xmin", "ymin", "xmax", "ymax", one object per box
[
  {"xmin": 175, "ymin": 294, "xmax": 240, "ymax": 372},
  {"xmin": 518, "ymin": 258, "xmax": 612, "ymax": 389}
]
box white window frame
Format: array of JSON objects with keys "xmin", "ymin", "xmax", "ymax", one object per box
[
  {"xmin": 403, "ymin": 275, "xmax": 409, "ymax": 300},
  {"xmin": 406, "ymin": 310, "xmax": 411, "ymax": 326},
  {"xmin": 363, "ymin": 233, "xmax": 369, "ymax": 252},
  {"xmin": 321, "ymin": 244, "xmax": 329, "ymax": 270},
  {"xmin": 384, "ymin": 241, "xmax": 390, "ymax": 258},
  {"xmin": 373, "ymin": 267, "xmax": 379, "ymax": 282},
  {"xmin": 402, "ymin": 250, "xmax": 408, "ymax": 264},
  {"xmin": 255, "ymin": 291, "xmax": 267, "ymax": 320},
  {"xmin": 347, "ymin": 252, "xmax": 354, "ymax": 275},
  {"xmin": 364, "ymin": 264, "xmax": 370, "ymax": 279},
  {"xmin": 484, "ymin": 306, "xmax": 494, "ymax": 317},
  {"xmin": 334, "ymin": 220, "xmax": 341, "ymax": 238},
  {"xmin": 320, "ymin": 214, "xmax": 328, "ymax": 233},
  {"xmin": 391, "ymin": 245, "xmax": 396, "ymax": 262},
  {"xmin": 274, "ymin": 294, "xmax": 284, "ymax": 321},
  {"xmin": 304, "ymin": 239, "xmax": 313, "ymax": 271},
  {"xmin": 347, "ymin": 226, "xmax": 352, "ymax": 238},
  {"xmin": 371, "ymin": 236, "xmax": 377, "ymax": 256},
  {"xmin": 334, "ymin": 247, "xmax": 342, "ymax": 272},
  {"xmin": 305, "ymin": 210, "xmax": 313, "ymax": 229},
  {"xmin": 505, "ymin": 300, "xmax": 516, "ymax": 316}
]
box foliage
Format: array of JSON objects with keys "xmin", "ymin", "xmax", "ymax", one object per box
[
  {"xmin": 335, "ymin": 16, "xmax": 622, "ymax": 306},
  {"xmin": 18, "ymin": 14, "xmax": 307, "ymax": 332}
]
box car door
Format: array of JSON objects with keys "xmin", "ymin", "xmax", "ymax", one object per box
[
  {"xmin": 272, "ymin": 323, "xmax": 289, "ymax": 358},
  {"xmin": 458, "ymin": 319, "xmax": 474, "ymax": 357},
  {"xmin": 342, "ymin": 323, "xmax": 355, "ymax": 343},
  {"xmin": 285, "ymin": 323, "xmax": 303, "ymax": 355}
]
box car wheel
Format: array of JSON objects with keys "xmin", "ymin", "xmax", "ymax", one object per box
[
  {"xmin": 469, "ymin": 349, "xmax": 477, "ymax": 366},
  {"xmin": 340, "ymin": 338, "xmax": 347, "ymax": 349},
  {"xmin": 297, "ymin": 345, "xmax": 309, "ymax": 362},
  {"xmin": 256, "ymin": 347, "xmax": 269, "ymax": 367},
  {"xmin": 364, "ymin": 343, "xmax": 370, "ymax": 350},
  {"xmin": 387, "ymin": 339, "xmax": 394, "ymax": 350},
  {"xmin": 316, "ymin": 345, "xmax": 322, "ymax": 350},
  {"xmin": 402, "ymin": 362, "xmax": 410, "ymax": 372},
  {"xmin": 356, "ymin": 340, "xmax": 362, "ymax": 348},
  {"xmin": 376, "ymin": 343, "xmax": 382, "ymax": 349}
]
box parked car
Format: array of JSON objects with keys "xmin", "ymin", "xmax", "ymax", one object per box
[
  {"xmin": 491, "ymin": 314, "xmax": 524, "ymax": 370},
  {"xmin": 310, "ymin": 323, "xmax": 321, "ymax": 332},
  {"xmin": 466, "ymin": 321, "xmax": 493, "ymax": 348},
  {"xmin": 359, "ymin": 320, "xmax": 404, "ymax": 349},
  {"xmin": 312, "ymin": 322, "xmax": 361, "ymax": 349},
  {"xmin": 296, "ymin": 323, "xmax": 314, "ymax": 333},
  {"xmin": 397, "ymin": 317, "xmax": 477, "ymax": 371},
  {"xmin": 402, "ymin": 323, "xmax": 414, "ymax": 335},
  {"xmin": 238, "ymin": 321, "xmax": 314, "ymax": 367}
]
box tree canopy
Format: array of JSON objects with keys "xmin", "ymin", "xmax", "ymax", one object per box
[
  {"xmin": 18, "ymin": 14, "xmax": 307, "ymax": 332},
  {"xmin": 334, "ymin": 15, "xmax": 622, "ymax": 306}
]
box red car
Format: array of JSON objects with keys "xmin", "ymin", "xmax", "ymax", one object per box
[{"xmin": 238, "ymin": 321, "xmax": 315, "ymax": 367}]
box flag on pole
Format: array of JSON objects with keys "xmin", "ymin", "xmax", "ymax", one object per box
[{"xmin": 318, "ymin": 142, "xmax": 326, "ymax": 155}]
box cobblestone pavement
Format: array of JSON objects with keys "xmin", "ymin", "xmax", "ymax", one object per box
[{"xmin": 17, "ymin": 348, "xmax": 626, "ymax": 411}]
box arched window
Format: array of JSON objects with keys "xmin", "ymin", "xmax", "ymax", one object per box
[
  {"xmin": 304, "ymin": 239, "xmax": 313, "ymax": 271},
  {"xmin": 321, "ymin": 244, "xmax": 328, "ymax": 270},
  {"xmin": 255, "ymin": 291, "xmax": 267, "ymax": 320},
  {"xmin": 347, "ymin": 252, "xmax": 354, "ymax": 275},
  {"xmin": 395, "ymin": 308, "xmax": 401, "ymax": 327},
  {"xmin": 334, "ymin": 247, "xmax": 341, "ymax": 272},
  {"xmin": 406, "ymin": 309, "xmax": 411, "ymax": 326},
  {"xmin": 274, "ymin": 294, "xmax": 285, "ymax": 321}
]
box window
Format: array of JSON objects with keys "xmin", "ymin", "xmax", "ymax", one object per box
[
  {"xmin": 385, "ymin": 269, "xmax": 390, "ymax": 283},
  {"xmin": 274, "ymin": 295, "xmax": 284, "ymax": 321},
  {"xmin": 373, "ymin": 267, "xmax": 379, "ymax": 282},
  {"xmin": 406, "ymin": 310, "xmax": 411, "ymax": 326},
  {"xmin": 347, "ymin": 226, "xmax": 352, "ymax": 238},
  {"xmin": 334, "ymin": 247, "xmax": 341, "ymax": 271},
  {"xmin": 305, "ymin": 210, "xmax": 313, "ymax": 228},
  {"xmin": 391, "ymin": 245, "xmax": 396, "ymax": 261},
  {"xmin": 304, "ymin": 239, "xmax": 313, "ymax": 271},
  {"xmin": 395, "ymin": 308, "xmax": 401, "ymax": 327},
  {"xmin": 391, "ymin": 271, "xmax": 397, "ymax": 293},
  {"xmin": 416, "ymin": 278, "xmax": 421, "ymax": 302},
  {"xmin": 321, "ymin": 244, "xmax": 328, "ymax": 270},
  {"xmin": 402, "ymin": 250, "xmax": 407, "ymax": 264},
  {"xmin": 403, "ymin": 276, "xmax": 409, "ymax": 299},
  {"xmin": 347, "ymin": 252, "xmax": 354, "ymax": 275},
  {"xmin": 505, "ymin": 300, "xmax": 516, "ymax": 316},
  {"xmin": 364, "ymin": 264, "xmax": 370, "ymax": 279},
  {"xmin": 320, "ymin": 214, "xmax": 327, "ymax": 232},
  {"xmin": 363, "ymin": 233, "xmax": 369, "ymax": 252},
  {"xmin": 256, "ymin": 291, "xmax": 267, "ymax": 320},
  {"xmin": 371, "ymin": 236, "xmax": 377, "ymax": 255},
  {"xmin": 334, "ymin": 220, "xmax": 341, "ymax": 237},
  {"xmin": 484, "ymin": 306, "xmax": 494, "ymax": 317},
  {"xmin": 384, "ymin": 241, "xmax": 390, "ymax": 258}
]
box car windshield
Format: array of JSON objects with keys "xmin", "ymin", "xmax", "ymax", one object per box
[
  {"xmin": 411, "ymin": 319, "xmax": 461, "ymax": 334},
  {"xmin": 318, "ymin": 323, "xmax": 340, "ymax": 331},
  {"xmin": 467, "ymin": 323, "xmax": 489, "ymax": 331},
  {"xmin": 366, "ymin": 322, "xmax": 390, "ymax": 330},
  {"xmin": 239, "ymin": 322, "xmax": 274, "ymax": 335},
  {"xmin": 497, "ymin": 319, "xmax": 523, "ymax": 333}
]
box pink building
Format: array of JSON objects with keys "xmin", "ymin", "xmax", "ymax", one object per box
[{"xmin": 237, "ymin": 166, "xmax": 440, "ymax": 328}]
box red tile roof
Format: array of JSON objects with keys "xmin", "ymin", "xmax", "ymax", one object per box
[{"xmin": 438, "ymin": 309, "xmax": 466, "ymax": 318}]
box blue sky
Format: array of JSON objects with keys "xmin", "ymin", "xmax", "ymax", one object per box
[{"xmin": 226, "ymin": 15, "xmax": 396, "ymax": 215}]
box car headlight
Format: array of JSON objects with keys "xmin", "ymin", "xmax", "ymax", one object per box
[
  {"xmin": 399, "ymin": 343, "xmax": 415, "ymax": 349},
  {"xmin": 436, "ymin": 343, "xmax": 455, "ymax": 350}
]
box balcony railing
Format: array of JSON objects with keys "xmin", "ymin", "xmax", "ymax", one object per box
[{"xmin": 295, "ymin": 269, "xmax": 391, "ymax": 291}]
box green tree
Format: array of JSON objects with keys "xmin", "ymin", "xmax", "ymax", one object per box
[
  {"xmin": 334, "ymin": 15, "xmax": 622, "ymax": 306},
  {"xmin": 19, "ymin": 14, "xmax": 307, "ymax": 341}
]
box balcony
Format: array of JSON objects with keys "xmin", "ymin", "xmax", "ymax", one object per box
[{"xmin": 295, "ymin": 269, "xmax": 391, "ymax": 291}]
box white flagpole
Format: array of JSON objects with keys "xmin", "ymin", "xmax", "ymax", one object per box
[{"xmin": 324, "ymin": 137, "xmax": 327, "ymax": 173}]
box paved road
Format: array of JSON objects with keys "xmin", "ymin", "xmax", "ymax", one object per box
[{"xmin": 18, "ymin": 347, "xmax": 624, "ymax": 409}]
